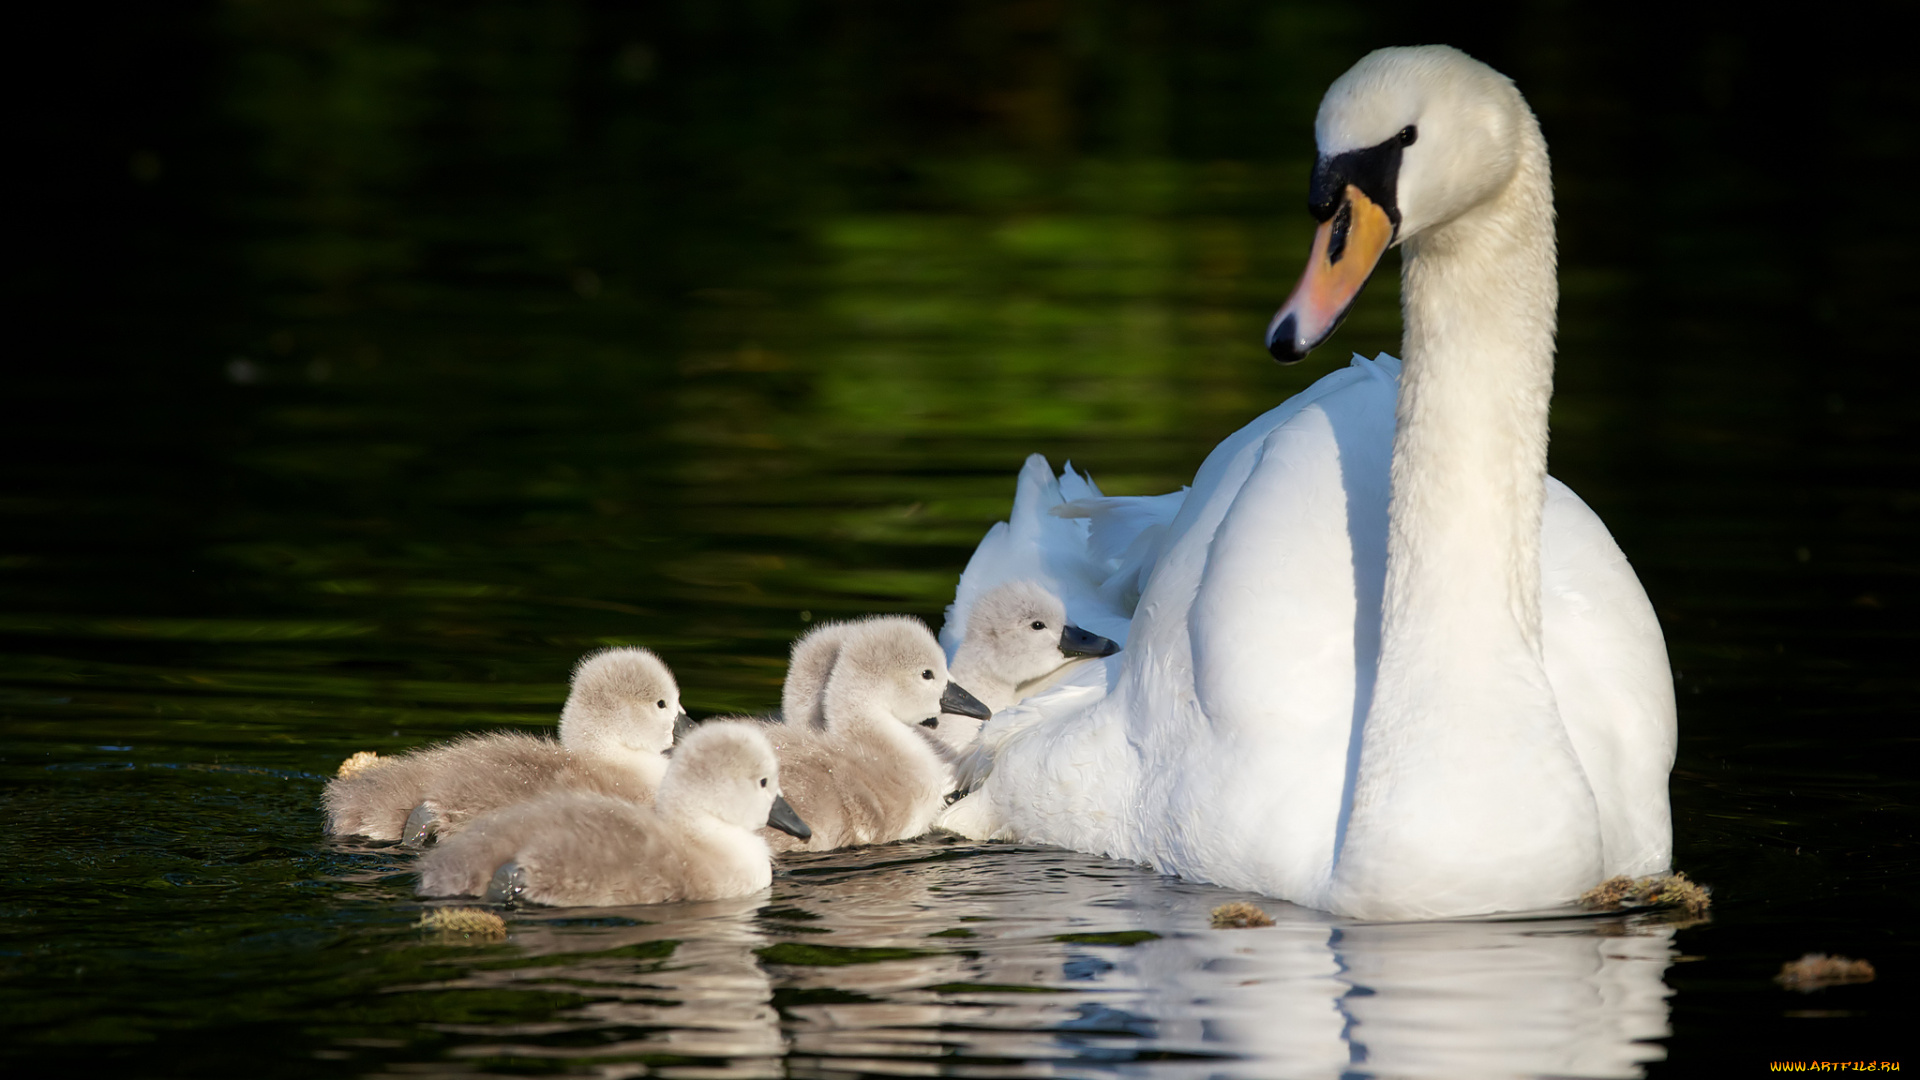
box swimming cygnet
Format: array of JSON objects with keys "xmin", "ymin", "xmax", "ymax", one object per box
[
  {"xmin": 323, "ymin": 647, "xmax": 693, "ymax": 845},
  {"xmin": 760, "ymin": 616, "xmax": 992, "ymax": 852},
  {"xmin": 932, "ymin": 581, "xmax": 1119, "ymax": 752},
  {"xmin": 415, "ymin": 720, "xmax": 810, "ymax": 906},
  {"xmin": 778, "ymin": 619, "xmax": 854, "ymax": 728}
]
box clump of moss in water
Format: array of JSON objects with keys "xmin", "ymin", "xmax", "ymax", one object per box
[
  {"xmin": 1579, "ymin": 872, "xmax": 1711, "ymax": 916},
  {"xmin": 1210, "ymin": 902, "xmax": 1273, "ymax": 929},
  {"xmin": 1775, "ymin": 953, "xmax": 1876, "ymax": 991},
  {"xmin": 418, "ymin": 907, "xmax": 506, "ymax": 940}
]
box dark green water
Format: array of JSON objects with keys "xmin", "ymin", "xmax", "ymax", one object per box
[{"xmin": 5, "ymin": 2, "xmax": 1916, "ymax": 1074}]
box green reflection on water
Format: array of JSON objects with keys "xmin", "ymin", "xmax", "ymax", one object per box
[{"xmin": 4, "ymin": 0, "xmax": 1918, "ymax": 1073}]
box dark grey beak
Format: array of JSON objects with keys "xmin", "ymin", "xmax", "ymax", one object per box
[
  {"xmin": 939, "ymin": 680, "xmax": 992, "ymax": 720},
  {"xmin": 1058, "ymin": 623, "xmax": 1121, "ymax": 659},
  {"xmin": 767, "ymin": 794, "xmax": 811, "ymax": 840},
  {"xmin": 672, "ymin": 712, "xmax": 698, "ymax": 741}
]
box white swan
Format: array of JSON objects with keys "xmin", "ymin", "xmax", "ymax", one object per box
[{"xmin": 941, "ymin": 45, "xmax": 1676, "ymax": 919}]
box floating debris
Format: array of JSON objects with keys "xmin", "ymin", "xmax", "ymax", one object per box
[
  {"xmin": 1210, "ymin": 902, "xmax": 1274, "ymax": 929},
  {"xmin": 1776, "ymin": 953, "xmax": 1876, "ymax": 991},
  {"xmin": 1580, "ymin": 876, "xmax": 1636, "ymax": 909},
  {"xmin": 335, "ymin": 751, "xmax": 382, "ymax": 779},
  {"xmin": 1578, "ymin": 872, "xmax": 1711, "ymax": 916},
  {"xmin": 417, "ymin": 907, "xmax": 507, "ymax": 940}
]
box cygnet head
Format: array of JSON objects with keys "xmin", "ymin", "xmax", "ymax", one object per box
[
  {"xmin": 821, "ymin": 616, "xmax": 992, "ymax": 732},
  {"xmin": 780, "ymin": 620, "xmax": 855, "ymax": 729},
  {"xmin": 1267, "ymin": 45, "xmax": 1537, "ymax": 361},
  {"xmin": 657, "ymin": 720, "xmax": 810, "ymax": 839},
  {"xmin": 957, "ymin": 581, "xmax": 1120, "ymax": 692},
  {"xmin": 559, "ymin": 647, "xmax": 694, "ymax": 760}
]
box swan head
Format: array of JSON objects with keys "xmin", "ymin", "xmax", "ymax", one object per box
[
  {"xmin": 1267, "ymin": 45, "xmax": 1534, "ymax": 362},
  {"xmin": 659, "ymin": 720, "xmax": 809, "ymax": 839},
  {"xmin": 559, "ymin": 646, "xmax": 693, "ymax": 759},
  {"xmin": 821, "ymin": 616, "xmax": 993, "ymax": 731},
  {"xmin": 957, "ymin": 581, "xmax": 1120, "ymax": 691}
]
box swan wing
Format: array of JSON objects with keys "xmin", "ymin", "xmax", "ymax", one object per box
[
  {"xmin": 940, "ymin": 457, "xmax": 1112, "ymax": 654},
  {"xmin": 1541, "ymin": 479, "xmax": 1677, "ymax": 877},
  {"xmin": 946, "ymin": 357, "xmax": 1401, "ymax": 904}
]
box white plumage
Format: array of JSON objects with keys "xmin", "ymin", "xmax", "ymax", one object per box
[{"xmin": 941, "ymin": 45, "xmax": 1675, "ymax": 919}]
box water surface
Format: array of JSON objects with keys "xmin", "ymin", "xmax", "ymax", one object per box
[{"xmin": 4, "ymin": 2, "xmax": 1916, "ymax": 1074}]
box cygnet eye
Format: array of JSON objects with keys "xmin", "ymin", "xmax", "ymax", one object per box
[
  {"xmin": 656, "ymin": 699, "xmax": 666, "ymax": 709},
  {"xmin": 1398, "ymin": 124, "xmax": 1417, "ymax": 147},
  {"xmin": 1030, "ymin": 620, "xmax": 1046, "ymax": 631},
  {"xmin": 921, "ymin": 669, "xmax": 934, "ymax": 680},
  {"xmin": 760, "ymin": 777, "xmax": 768, "ymax": 788}
]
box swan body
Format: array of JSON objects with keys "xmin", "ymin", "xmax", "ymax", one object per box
[
  {"xmin": 415, "ymin": 721, "xmax": 810, "ymax": 906},
  {"xmin": 757, "ymin": 616, "xmax": 992, "ymax": 852},
  {"xmin": 324, "ymin": 647, "xmax": 691, "ymax": 844},
  {"xmin": 942, "ymin": 46, "xmax": 1675, "ymax": 919}
]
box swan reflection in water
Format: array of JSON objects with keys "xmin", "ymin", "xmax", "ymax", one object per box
[{"xmin": 385, "ymin": 841, "xmax": 1677, "ymax": 1077}]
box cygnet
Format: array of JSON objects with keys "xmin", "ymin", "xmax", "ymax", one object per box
[
  {"xmin": 324, "ymin": 647, "xmax": 693, "ymax": 845},
  {"xmin": 778, "ymin": 619, "xmax": 854, "ymax": 727},
  {"xmin": 415, "ymin": 720, "xmax": 810, "ymax": 906},
  {"xmin": 932, "ymin": 581, "xmax": 1119, "ymax": 752},
  {"xmin": 760, "ymin": 616, "xmax": 991, "ymax": 852}
]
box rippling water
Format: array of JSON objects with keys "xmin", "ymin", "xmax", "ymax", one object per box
[{"xmin": 5, "ymin": 1, "xmax": 1916, "ymax": 1074}]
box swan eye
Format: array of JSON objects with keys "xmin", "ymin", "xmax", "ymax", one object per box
[
  {"xmin": 921, "ymin": 669, "xmax": 935, "ymax": 680},
  {"xmin": 1030, "ymin": 621, "xmax": 1046, "ymax": 631},
  {"xmin": 760, "ymin": 777, "xmax": 768, "ymax": 788},
  {"xmin": 656, "ymin": 699, "xmax": 666, "ymax": 709},
  {"xmin": 1398, "ymin": 125, "xmax": 1417, "ymax": 147}
]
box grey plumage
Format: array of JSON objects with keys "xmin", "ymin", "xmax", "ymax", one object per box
[
  {"xmin": 415, "ymin": 721, "xmax": 801, "ymax": 906},
  {"xmin": 323, "ymin": 647, "xmax": 686, "ymax": 843},
  {"xmin": 917, "ymin": 581, "xmax": 1118, "ymax": 754},
  {"xmin": 760, "ymin": 616, "xmax": 985, "ymax": 852},
  {"xmin": 778, "ymin": 620, "xmax": 854, "ymax": 728}
]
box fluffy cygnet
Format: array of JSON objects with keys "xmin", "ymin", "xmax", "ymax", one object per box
[
  {"xmin": 778, "ymin": 620, "xmax": 854, "ymax": 728},
  {"xmin": 324, "ymin": 647, "xmax": 693, "ymax": 845},
  {"xmin": 933, "ymin": 581, "xmax": 1119, "ymax": 752},
  {"xmin": 760, "ymin": 616, "xmax": 991, "ymax": 852},
  {"xmin": 415, "ymin": 721, "xmax": 810, "ymax": 906}
]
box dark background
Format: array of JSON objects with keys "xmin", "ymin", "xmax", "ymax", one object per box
[{"xmin": 4, "ymin": 0, "xmax": 1916, "ymax": 1071}]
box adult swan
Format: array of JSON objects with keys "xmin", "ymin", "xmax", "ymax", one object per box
[{"xmin": 941, "ymin": 45, "xmax": 1677, "ymax": 919}]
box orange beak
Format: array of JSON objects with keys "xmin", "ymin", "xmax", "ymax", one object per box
[{"xmin": 1265, "ymin": 184, "xmax": 1395, "ymax": 363}]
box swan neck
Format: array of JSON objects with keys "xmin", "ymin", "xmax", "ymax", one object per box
[{"xmin": 1389, "ymin": 111, "xmax": 1556, "ymax": 657}]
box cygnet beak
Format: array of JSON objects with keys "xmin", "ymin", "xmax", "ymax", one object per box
[
  {"xmin": 767, "ymin": 794, "xmax": 811, "ymax": 840},
  {"xmin": 940, "ymin": 680, "xmax": 993, "ymax": 720},
  {"xmin": 672, "ymin": 712, "xmax": 698, "ymax": 741},
  {"xmin": 1058, "ymin": 623, "xmax": 1121, "ymax": 659}
]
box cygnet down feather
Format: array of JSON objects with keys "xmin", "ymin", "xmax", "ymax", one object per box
[
  {"xmin": 323, "ymin": 647, "xmax": 692, "ymax": 844},
  {"xmin": 932, "ymin": 581, "xmax": 1119, "ymax": 753},
  {"xmin": 758, "ymin": 615, "xmax": 991, "ymax": 852},
  {"xmin": 415, "ymin": 721, "xmax": 809, "ymax": 906},
  {"xmin": 778, "ymin": 619, "xmax": 855, "ymax": 728}
]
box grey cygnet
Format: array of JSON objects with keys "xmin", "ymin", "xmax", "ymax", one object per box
[
  {"xmin": 324, "ymin": 647, "xmax": 692, "ymax": 845},
  {"xmin": 415, "ymin": 720, "xmax": 808, "ymax": 907}
]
